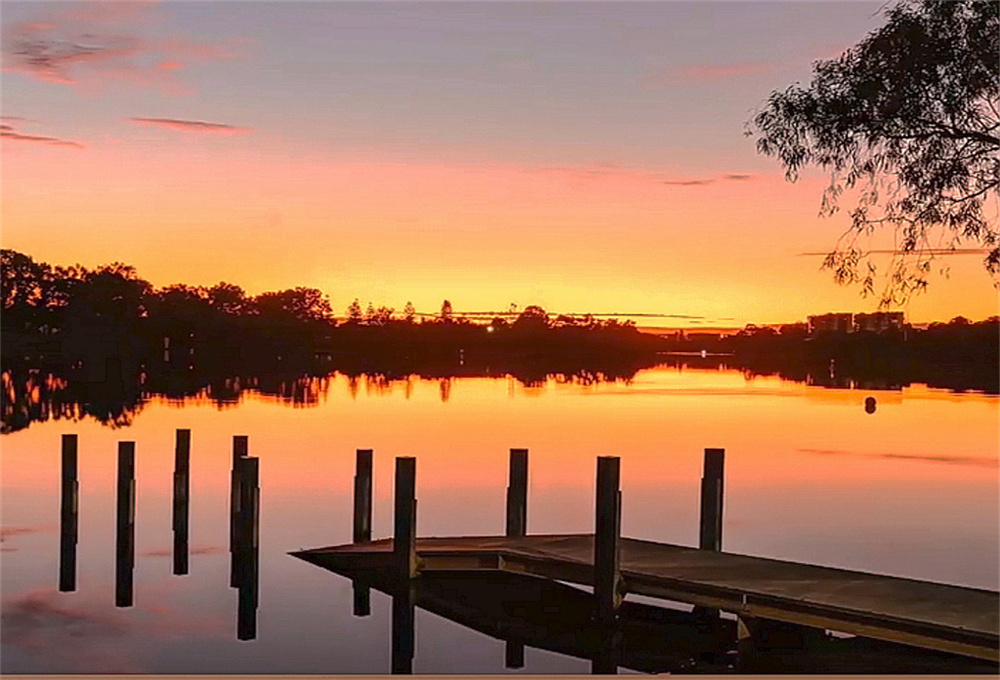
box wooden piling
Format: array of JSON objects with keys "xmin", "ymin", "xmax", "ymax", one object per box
[
  {"xmin": 394, "ymin": 457, "xmax": 417, "ymax": 580},
  {"xmin": 595, "ymin": 456, "xmax": 622, "ymax": 625},
  {"xmin": 699, "ymin": 448, "xmax": 725, "ymax": 552},
  {"xmin": 354, "ymin": 449, "xmax": 373, "ymax": 543},
  {"xmin": 505, "ymin": 448, "xmax": 528, "ymax": 538},
  {"xmin": 229, "ymin": 435, "xmax": 249, "ymax": 558},
  {"xmin": 115, "ymin": 441, "xmax": 136, "ymax": 607},
  {"xmin": 173, "ymin": 429, "xmax": 191, "ymax": 576},
  {"xmin": 59, "ymin": 434, "xmax": 78, "ymax": 592}
]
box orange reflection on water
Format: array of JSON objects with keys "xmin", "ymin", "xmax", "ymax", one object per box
[{"xmin": 2, "ymin": 367, "xmax": 997, "ymax": 587}]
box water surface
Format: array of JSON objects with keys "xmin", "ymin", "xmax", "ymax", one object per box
[{"xmin": 2, "ymin": 366, "xmax": 997, "ymax": 673}]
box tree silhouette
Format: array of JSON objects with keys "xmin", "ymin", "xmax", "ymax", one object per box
[
  {"xmin": 256, "ymin": 287, "xmax": 333, "ymax": 323},
  {"xmin": 347, "ymin": 298, "xmax": 363, "ymax": 323},
  {"xmin": 403, "ymin": 301, "xmax": 416, "ymax": 323},
  {"xmin": 440, "ymin": 299, "xmax": 453, "ymax": 322},
  {"xmin": 749, "ymin": 0, "xmax": 999, "ymax": 305}
]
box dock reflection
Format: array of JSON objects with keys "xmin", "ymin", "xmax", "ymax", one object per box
[
  {"xmin": 308, "ymin": 565, "xmax": 1000, "ymax": 675},
  {"xmin": 337, "ymin": 569, "xmax": 737, "ymax": 675}
]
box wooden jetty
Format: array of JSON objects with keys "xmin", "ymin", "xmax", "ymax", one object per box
[{"xmin": 294, "ymin": 449, "xmax": 1000, "ymax": 666}]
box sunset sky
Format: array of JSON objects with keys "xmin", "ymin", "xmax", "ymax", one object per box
[{"xmin": 2, "ymin": 1, "xmax": 996, "ymax": 327}]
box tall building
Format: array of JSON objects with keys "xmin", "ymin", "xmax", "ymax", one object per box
[
  {"xmin": 854, "ymin": 311, "xmax": 905, "ymax": 333},
  {"xmin": 807, "ymin": 313, "xmax": 854, "ymax": 334}
]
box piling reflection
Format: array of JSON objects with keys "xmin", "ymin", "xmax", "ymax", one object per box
[
  {"xmin": 504, "ymin": 640, "xmax": 524, "ymax": 669},
  {"xmin": 352, "ymin": 578, "xmax": 371, "ymax": 617},
  {"xmin": 58, "ymin": 434, "xmax": 78, "ymax": 592},
  {"xmin": 231, "ymin": 453, "xmax": 260, "ymax": 641},
  {"xmin": 391, "ymin": 583, "xmax": 416, "ymax": 674},
  {"xmin": 590, "ymin": 625, "xmax": 621, "ymax": 675},
  {"xmin": 295, "ymin": 566, "xmax": 739, "ymax": 675},
  {"xmin": 173, "ymin": 429, "xmax": 191, "ymax": 576},
  {"xmin": 115, "ymin": 442, "xmax": 136, "ymax": 608}
]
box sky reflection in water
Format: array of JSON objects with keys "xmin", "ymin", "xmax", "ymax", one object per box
[{"xmin": 1, "ymin": 366, "xmax": 997, "ymax": 673}]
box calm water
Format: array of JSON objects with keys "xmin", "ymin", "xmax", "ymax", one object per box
[{"xmin": 2, "ymin": 366, "xmax": 998, "ymax": 674}]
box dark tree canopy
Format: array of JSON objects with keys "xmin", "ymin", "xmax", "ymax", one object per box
[{"xmin": 750, "ymin": 0, "xmax": 999, "ymax": 305}]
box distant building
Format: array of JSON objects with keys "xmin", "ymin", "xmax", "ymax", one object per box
[
  {"xmin": 808, "ymin": 313, "xmax": 854, "ymax": 334},
  {"xmin": 854, "ymin": 311, "xmax": 905, "ymax": 333}
]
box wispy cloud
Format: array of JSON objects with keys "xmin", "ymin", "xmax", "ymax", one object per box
[
  {"xmin": 128, "ymin": 117, "xmax": 253, "ymax": 135},
  {"xmin": 2, "ymin": 1, "xmax": 248, "ymax": 94},
  {"xmin": 662, "ymin": 178, "xmax": 714, "ymax": 186},
  {"xmin": 0, "ymin": 121, "xmax": 85, "ymax": 149},
  {"xmin": 531, "ymin": 164, "xmax": 756, "ymax": 188},
  {"xmin": 662, "ymin": 173, "xmax": 755, "ymax": 187}
]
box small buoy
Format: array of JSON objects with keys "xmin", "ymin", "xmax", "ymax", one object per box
[{"xmin": 864, "ymin": 396, "xmax": 876, "ymax": 414}]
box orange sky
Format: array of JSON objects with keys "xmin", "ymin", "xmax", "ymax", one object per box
[{"xmin": 2, "ymin": 1, "xmax": 996, "ymax": 327}]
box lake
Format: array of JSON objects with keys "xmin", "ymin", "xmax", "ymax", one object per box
[{"xmin": 2, "ymin": 365, "xmax": 997, "ymax": 674}]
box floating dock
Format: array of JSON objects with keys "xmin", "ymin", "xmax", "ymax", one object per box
[
  {"xmin": 294, "ymin": 449, "xmax": 1000, "ymax": 667},
  {"xmin": 296, "ymin": 532, "xmax": 999, "ymax": 661}
]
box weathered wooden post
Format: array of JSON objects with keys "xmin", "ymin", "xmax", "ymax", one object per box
[
  {"xmin": 699, "ymin": 448, "xmax": 725, "ymax": 552},
  {"xmin": 595, "ymin": 456, "xmax": 622, "ymax": 625},
  {"xmin": 354, "ymin": 449, "xmax": 373, "ymax": 543},
  {"xmin": 115, "ymin": 441, "xmax": 136, "ymax": 607},
  {"xmin": 505, "ymin": 448, "xmax": 528, "ymax": 538},
  {"xmin": 229, "ymin": 435, "xmax": 249, "ymax": 587},
  {"xmin": 236, "ymin": 455, "xmax": 259, "ymax": 641},
  {"xmin": 173, "ymin": 429, "xmax": 191, "ymax": 576},
  {"xmin": 504, "ymin": 641, "xmax": 525, "ymax": 669},
  {"xmin": 230, "ymin": 435, "xmax": 249, "ymax": 549},
  {"xmin": 59, "ymin": 434, "xmax": 78, "ymax": 592},
  {"xmin": 352, "ymin": 449, "xmax": 374, "ymax": 615},
  {"xmin": 394, "ymin": 457, "xmax": 417, "ymax": 580}
]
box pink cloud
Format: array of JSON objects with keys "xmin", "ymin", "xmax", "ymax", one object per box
[
  {"xmin": 128, "ymin": 117, "xmax": 254, "ymax": 135},
  {"xmin": 645, "ymin": 60, "xmax": 778, "ymax": 87},
  {"xmin": 1, "ymin": 1, "xmax": 248, "ymax": 94}
]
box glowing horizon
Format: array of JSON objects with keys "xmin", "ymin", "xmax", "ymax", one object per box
[{"xmin": 2, "ymin": 1, "xmax": 996, "ymax": 328}]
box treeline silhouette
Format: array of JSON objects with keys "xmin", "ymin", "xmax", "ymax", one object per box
[
  {"xmin": 1, "ymin": 249, "xmax": 661, "ymax": 382},
  {"xmin": 663, "ymin": 317, "xmax": 1000, "ymax": 394},
  {"xmin": 3, "ymin": 248, "xmax": 996, "ymax": 433}
]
